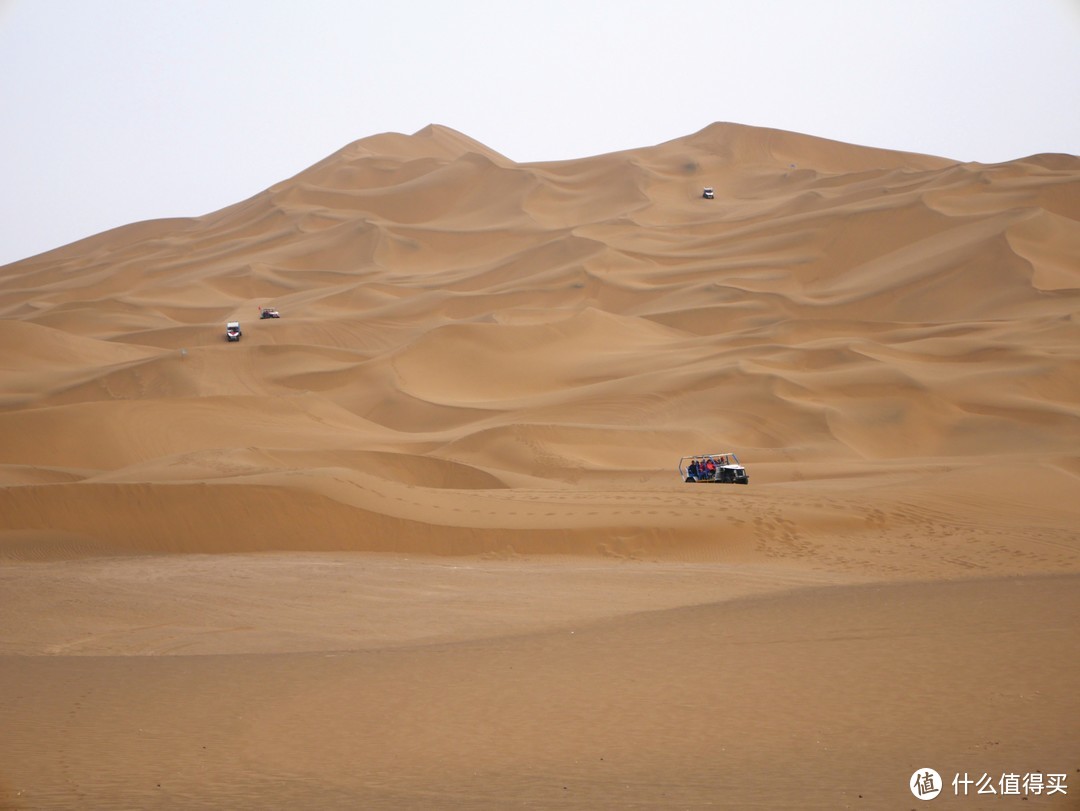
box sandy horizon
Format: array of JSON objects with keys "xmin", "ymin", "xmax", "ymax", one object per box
[{"xmin": 1, "ymin": 122, "xmax": 1078, "ymax": 808}]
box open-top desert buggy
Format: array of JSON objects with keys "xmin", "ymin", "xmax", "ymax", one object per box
[
  {"xmin": 226, "ymin": 321, "xmax": 242, "ymax": 342},
  {"xmin": 259, "ymin": 307, "xmax": 280, "ymax": 319},
  {"xmin": 679, "ymin": 453, "xmax": 748, "ymax": 484}
]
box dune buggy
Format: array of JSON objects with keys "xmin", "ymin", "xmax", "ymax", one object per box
[{"xmin": 679, "ymin": 453, "xmax": 748, "ymax": 484}]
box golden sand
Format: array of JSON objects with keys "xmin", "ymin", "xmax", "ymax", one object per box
[{"xmin": 1, "ymin": 123, "xmax": 1077, "ymax": 808}]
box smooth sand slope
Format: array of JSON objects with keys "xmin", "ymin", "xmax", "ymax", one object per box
[{"xmin": 1, "ymin": 123, "xmax": 1078, "ymax": 808}]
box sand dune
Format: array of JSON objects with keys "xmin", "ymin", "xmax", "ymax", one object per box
[{"xmin": 1, "ymin": 122, "xmax": 1078, "ymax": 808}]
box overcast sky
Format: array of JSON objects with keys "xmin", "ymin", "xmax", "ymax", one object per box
[{"xmin": 1, "ymin": 0, "xmax": 1077, "ymax": 266}]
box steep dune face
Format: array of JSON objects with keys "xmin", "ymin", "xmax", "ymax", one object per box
[{"xmin": 1, "ymin": 122, "xmax": 1078, "ymax": 558}]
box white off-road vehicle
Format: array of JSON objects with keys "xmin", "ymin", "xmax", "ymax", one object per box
[
  {"xmin": 226, "ymin": 321, "xmax": 242, "ymax": 342},
  {"xmin": 679, "ymin": 452, "xmax": 748, "ymax": 484}
]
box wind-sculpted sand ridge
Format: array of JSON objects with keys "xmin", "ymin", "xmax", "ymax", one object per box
[{"xmin": 1, "ymin": 122, "xmax": 1078, "ymax": 808}]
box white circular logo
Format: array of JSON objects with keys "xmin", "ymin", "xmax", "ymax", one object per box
[{"xmin": 910, "ymin": 768, "xmax": 942, "ymax": 800}]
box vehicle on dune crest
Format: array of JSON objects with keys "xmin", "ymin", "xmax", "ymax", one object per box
[
  {"xmin": 226, "ymin": 321, "xmax": 242, "ymax": 342},
  {"xmin": 679, "ymin": 453, "xmax": 748, "ymax": 484},
  {"xmin": 259, "ymin": 307, "xmax": 280, "ymax": 319}
]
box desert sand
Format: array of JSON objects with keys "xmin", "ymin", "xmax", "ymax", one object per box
[{"xmin": 0, "ymin": 122, "xmax": 1078, "ymax": 808}]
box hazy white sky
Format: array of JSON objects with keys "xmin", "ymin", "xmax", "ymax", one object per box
[{"xmin": 1, "ymin": 0, "xmax": 1077, "ymax": 266}]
